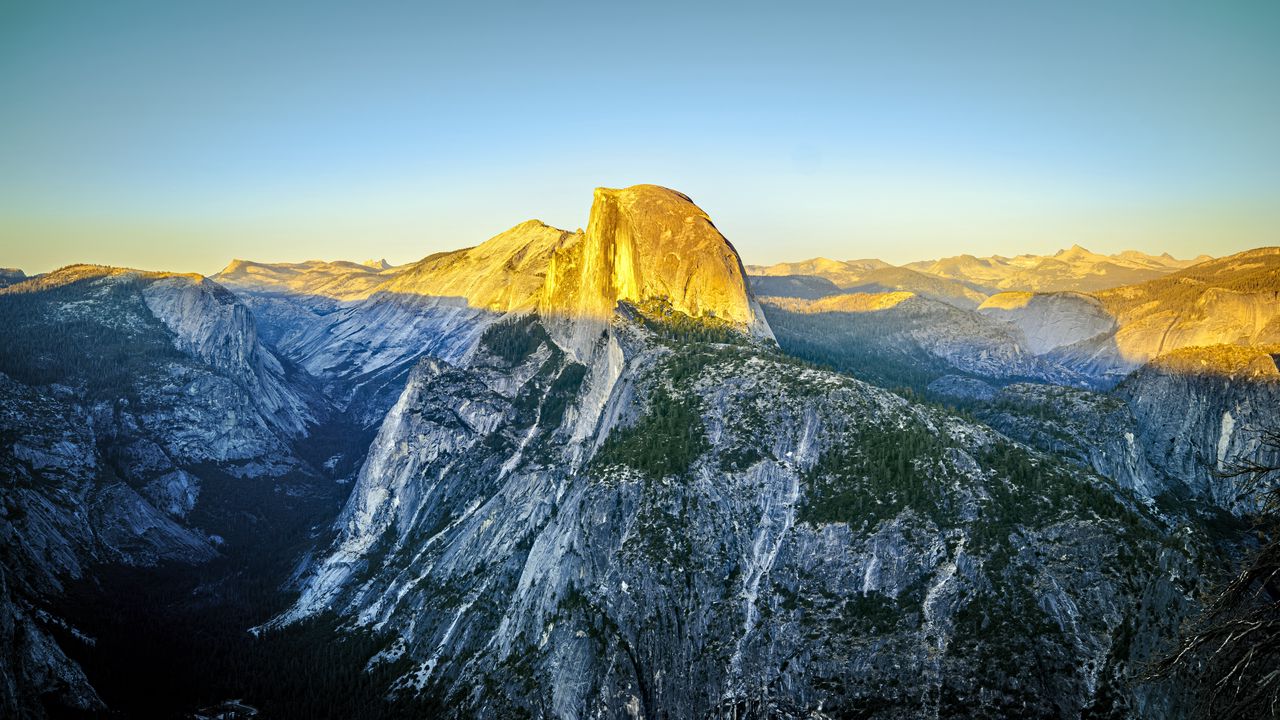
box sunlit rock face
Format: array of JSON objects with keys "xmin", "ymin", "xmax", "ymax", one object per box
[
  {"xmin": 382, "ymin": 220, "xmax": 570, "ymax": 312},
  {"xmin": 978, "ymin": 291, "xmax": 1117, "ymax": 356},
  {"xmin": 542, "ymin": 185, "xmax": 772, "ymax": 347},
  {"xmin": 994, "ymin": 249, "xmax": 1278, "ymax": 384}
]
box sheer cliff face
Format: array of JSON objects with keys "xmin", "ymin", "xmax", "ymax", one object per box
[
  {"xmin": 543, "ymin": 186, "xmax": 768, "ymax": 335},
  {"xmin": 1116, "ymin": 347, "xmax": 1280, "ymax": 512}
]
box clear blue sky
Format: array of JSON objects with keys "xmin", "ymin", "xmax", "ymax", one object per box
[{"xmin": 1, "ymin": 0, "xmax": 1277, "ymax": 274}]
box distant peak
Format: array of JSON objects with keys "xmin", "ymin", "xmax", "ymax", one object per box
[
  {"xmin": 1055, "ymin": 244, "xmax": 1094, "ymax": 258},
  {"xmin": 219, "ymin": 258, "xmax": 254, "ymax": 275},
  {"xmin": 362, "ymin": 258, "xmax": 393, "ymax": 270}
]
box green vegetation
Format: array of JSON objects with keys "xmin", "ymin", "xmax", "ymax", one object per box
[
  {"xmin": 1145, "ymin": 343, "xmax": 1280, "ymax": 377},
  {"xmin": 799, "ymin": 421, "xmax": 955, "ymax": 527},
  {"xmin": 1097, "ymin": 252, "xmax": 1280, "ymax": 316},
  {"xmin": 630, "ymin": 297, "xmax": 750, "ymax": 346},
  {"xmin": 479, "ymin": 313, "xmax": 548, "ymax": 364},
  {"xmin": 538, "ymin": 361, "xmax": 588, "ymax": 432},
  {"xmin": 761, "ymin": 305, "xmax": 955, "ymax": 395},
  {"xmin": 592, "ymin": 386, "xmax": 708, "ymax": 480},
  {"xmin": 0, "ymin": 274, "xmax": 186, "ymax": 398}
]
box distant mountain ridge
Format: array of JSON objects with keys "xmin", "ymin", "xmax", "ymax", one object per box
[
  {"xmin": 749, "ymin": 245, "xmax": 1212, "ymax": 302},
  {"xmin": 904, "ymin": 244, "xmax": 1212, "ymax": 293}
]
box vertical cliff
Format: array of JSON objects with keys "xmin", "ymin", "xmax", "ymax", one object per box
[{"xmin": 542, "ymin": 185, "xmax": 772, "ymax": 355}]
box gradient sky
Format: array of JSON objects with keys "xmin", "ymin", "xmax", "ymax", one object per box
[{"xmin": 1, "ymin": 0, "xmax": 1277, "ymax": 275}]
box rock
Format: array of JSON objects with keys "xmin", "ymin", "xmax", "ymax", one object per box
[
  {"xmin": 541, "ymin": 185, "xmax": 773, "ymax": 348},
  {"xmin": 978, "ymin": 291, "xmax": 1116, "ymax": 355},
  {"xmin": 760, "ymin": 291, "xmax": 1091, "ymax": 390}
]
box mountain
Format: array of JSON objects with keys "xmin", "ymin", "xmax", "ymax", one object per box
[
  {"xmin": 749, "ymin": 258, "xmax": 987, "ymax": 308},
  {"xmin": 219, "ymin": 185, "xmax": 770, "ymax": 426},
  {"xmin": 758, "ymin": 291, "xmax": 1089, "ymax": 391},
  {"xmin": 1, "ymin": 186, "xmax": 1268, "ymax": 719},
  {"xmin": 942, "ymin": 343, "xmax": 1280, "ymax": 513},
  {"xmin": 748, "ymin": 257, "xmax": 892, "ymax": 285},
  {"xmin": 1095, "ymin": 248, "xmax": 1280, "ymax": 363},
  {"xmin": 977, "ymin": 292, "xmax": 1117, "ymax": 356},
  {"xmin": 757, "ymin": 248, "xmax": 1274, "ymax": 396},
  {"xmin": 216, "ymin": 258, "xmax": 393, "ymax": 302},
  {"xmin": 976, "ymin": 248, "xmax": 1280, "ymax": 382},
  {"xmin": 0, "ymin": 265, "xmax": 346, "ymax": 717},
  {"xmin": 283, "ymin": 310, "xmax": 1206, "ymax": 718},
  {"xmin": 905, "ymin": 245, "xmax": 1212, "ymax": 294},
  {"xmin": 244, "ymin": 186, "xmax": 1221, "ymax": 718}
]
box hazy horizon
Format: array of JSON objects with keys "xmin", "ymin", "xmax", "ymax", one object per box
[
  {"xmin": 2, "ymin": 224, "xmax": 1234, "ymax": 279},
  {"xmin": 3, "ymin": 1, "xmax": 1277, "ymax": 275}
]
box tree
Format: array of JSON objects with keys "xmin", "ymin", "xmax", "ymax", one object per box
[{"xmin": 1155, "ymin": 429, "xmax": 1280, "ymax": 718}]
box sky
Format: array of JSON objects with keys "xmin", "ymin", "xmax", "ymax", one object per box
[{"xmin": 1, "ymin": 0, "xmax": 1277, "ymax": 274}]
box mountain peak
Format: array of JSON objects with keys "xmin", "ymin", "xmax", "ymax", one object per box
[
  {"xmin": 361, "ymin": 258, "xmax": 393, "ymax": 270},
  {"xmin": 541, "ymin": 184, "xmax": 769, "ymax": 337},
  {"xmin": 1054, "ymin": 244, "xmax": 1096, "ymax": 260}
]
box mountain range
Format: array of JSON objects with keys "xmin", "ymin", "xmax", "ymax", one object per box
[{"xmin": 1, "ymin": 185, "xmax": 1276, "ymax": 719}]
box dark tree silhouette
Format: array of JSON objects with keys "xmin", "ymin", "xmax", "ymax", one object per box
[{"xmin": 1156, "ymin": 429, "xmax": 1280, "ymax": 718}]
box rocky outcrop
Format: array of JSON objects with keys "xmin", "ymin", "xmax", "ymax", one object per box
[
  {"xmin": 0, "ymin": 374, "xmax": 215, "ymax": 717},
  {"xmin": 542, "ymin": 186, "xmax": 772, "ymax": 352},
  {"xmin": 941, "ymin": 345, "xmax": 1280, "ymax": 516},
  {"xmin": 1115, "ymin": 346, "xmax": 1280, "ymax": 512},
  {"xmin": 979, "ymin": 291, "xmax": 1116, "ymax": 355},
  {"xmin": 222, "ymin": 186, "xmax": 771, "ymax": 423},
  {"xmin": 971, "ymin": 382, "xmax": 1170, "ymax": 500},
  {"xmin": 142, "ymin": 276, "xmax": 317, "ymax": 438},
  {"xmin": 996, "ymin": 248, "xmax": 1280, "ymax": 382}
]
